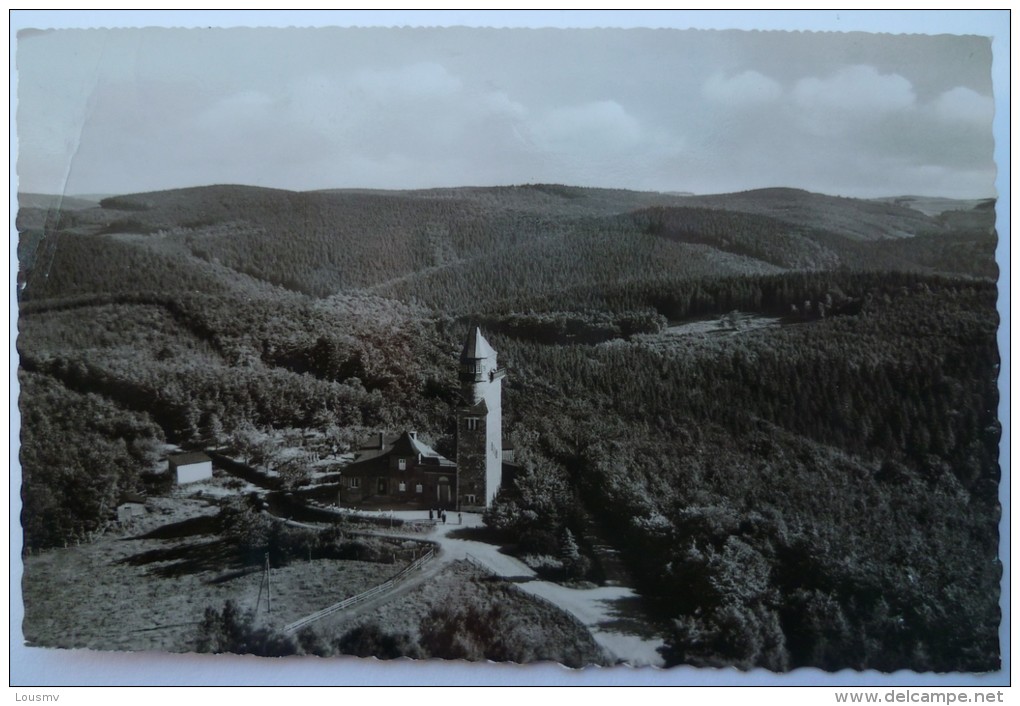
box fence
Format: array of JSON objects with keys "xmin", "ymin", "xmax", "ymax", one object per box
[{"xmin": 283, "ymin": 547, "xmax": 436, "ymax": 633}]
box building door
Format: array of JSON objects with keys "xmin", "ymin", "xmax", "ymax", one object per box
[{"xmin": 436, "ymin": 478, "xmax": 451, "ymax": 506}]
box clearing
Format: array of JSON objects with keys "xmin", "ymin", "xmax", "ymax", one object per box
[{"xmin": 20, "ymin": 494, "xmax": 399, "ymax": 653}]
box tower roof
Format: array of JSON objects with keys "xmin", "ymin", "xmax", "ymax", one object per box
[{"xmin": 460, "ymin": 327, "xmax": 496, "ymax": 360}]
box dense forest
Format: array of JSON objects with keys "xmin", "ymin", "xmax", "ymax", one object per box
[{"xmin": 16, "ymin": 183, "xmax": 1001, "ymax": 672}]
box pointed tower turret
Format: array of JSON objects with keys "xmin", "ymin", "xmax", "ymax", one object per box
[{"xmin": 456, "ymin": 327, "xmax": 505, "ymax": 509}]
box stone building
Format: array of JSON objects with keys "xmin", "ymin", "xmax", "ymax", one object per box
[
  {"xmin": 339, "ymin": 431, "xmax": 457, "ymax": 509},
  {"xmin": 339, "ymin": 327, "xmax": 509, "ymax": 511}
]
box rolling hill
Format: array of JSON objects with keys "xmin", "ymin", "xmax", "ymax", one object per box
[
  {"xmin": 16, "ymin": 184, "xmax": 996, "ymax": 309},
  {"xmin": 674, "ymin": 187, "xmax": 942, "ymax": 241}
]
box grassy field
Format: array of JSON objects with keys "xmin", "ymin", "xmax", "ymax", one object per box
[{"xmin": 20, "ymin": 495, "xmax": 401, "ymax": 653}]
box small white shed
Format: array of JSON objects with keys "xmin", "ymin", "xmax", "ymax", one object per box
[{"xmin": 169, "ymin": 451, "xmax": 213, "ymax": 484}]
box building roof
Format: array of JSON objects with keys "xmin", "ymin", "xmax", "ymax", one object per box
[
  {"xmin": 460, "ymin": 397, "xmax": 488, "ymax": 415},
  {"xmin": 350, "ymin": 431, "xmax": 455, "ymax": 469},
  {"xmin": 460, "ymin": 327, "xmax": 496, "ymax": 361},
  {"xmin": 169, "ymin": 451, "xmax": 212, "ymax": 466}
]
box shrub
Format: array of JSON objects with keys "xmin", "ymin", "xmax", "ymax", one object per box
[
  {"xmin": 335, "ymin": 623, "xmax": 422, "ymax": 660},
  {"xmin": 194, "ymin": 600, "xmax": 298, "ymax": 657}
]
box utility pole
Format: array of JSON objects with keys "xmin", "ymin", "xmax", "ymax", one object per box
[{"xmin": 255, "ymin": 552, "xmax": 272, "ymax": 614}]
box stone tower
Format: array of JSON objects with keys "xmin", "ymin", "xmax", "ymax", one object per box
[{"xmin": 456, "ymin": 327, "xmax": 505, "ymax": 510}]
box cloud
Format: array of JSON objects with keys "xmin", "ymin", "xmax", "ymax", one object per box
[
  {"xmin": 15, "ymin": 29, "xmax": 995, "ymax": 199},
  {"xmin": 703, "ymin": 70, "xmax": 782, "ymax": 106},
  {"xmin": 933, "ymin": 86, "xmax": 994, "ymax": 125},
  {"xmin": 192, "ymin": 89, "xmax": 274, "ymax": 131},
  {"xmin": 793, "ymin": 65, "xmax": 915, "ymax": 114},
  {"xmin": 351, "ymin": 62, "xmax": 462, "ymax": 101},
  {"xmin": 533, "ymin": 100, "xmax": 644, "ymax": 153}
]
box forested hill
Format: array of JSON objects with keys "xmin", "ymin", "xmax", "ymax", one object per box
[
  {"xmin": 675, "ymin": 187, "xmax": 942, "ymax": 241},
  {"xmin": 17, "ymin": 184, "xmax": 995, "ymax": 307},
  {"xmin": 18, "ymin": 193, "xmax": 99, "ymax": 212},
  {"xmin": 16, "ymin": 182, "xmax": 1002, "ymax": 671}
]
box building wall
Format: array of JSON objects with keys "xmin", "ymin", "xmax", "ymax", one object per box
[
  {"xmin": 338, "ymin": 458, "xmax": 456, "ymax": 509},
  {"xmin": 457, "ymin": 410, "xmax": 488, "ymax": 508},
  {"xmin": 175, "ymin": 461, "xmax": 213, "ymax": 484},
  {"xmin": 483, "ymin": 375, "xmax": 503, "ymax": 506},
  {"xmin": 457, "ymin": 368, "xmax": 503, "ymax": 509}
]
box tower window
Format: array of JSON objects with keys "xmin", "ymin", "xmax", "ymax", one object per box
[{"xmin": 466, "ymin": 417, "xmax": 479, "ymax": 431}]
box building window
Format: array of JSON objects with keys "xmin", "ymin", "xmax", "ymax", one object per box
[
  {"xmin": 466, "ymin": 494, "xmax": 476, "ymax": 504},
  {"xmin": 348, "ymin": 477, "xmax": 360, "ymax": 489},
  {"xmin": 398, "ymin": 458, "xmax": 407, "ymax": 470},
  {"xmin": 398, "ymin": 482, "xmax": 406, "ymax": 492},
  {"xmin": 415, "ymin": 483, "xmax": 423, "ymax": 494},
  {"xmin": 378, "ymin": 478, "xmax": 387, "ymax": 494},
  {"xmin": 466, "ymin": 417, "xmax": 479, "ymax": 431}
]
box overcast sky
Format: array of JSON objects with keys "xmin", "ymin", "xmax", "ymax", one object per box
[{"xmin": 15, "ymin": 20, "xmax": 998, "ymax": 199}]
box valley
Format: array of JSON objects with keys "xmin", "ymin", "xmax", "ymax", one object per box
[{"xmin": 15, "ymin": 183, "xmax": 1001, "ymax": 672}]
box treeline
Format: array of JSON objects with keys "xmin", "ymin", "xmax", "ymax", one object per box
[
  {"xmin": 480, "ymin": 268, "xmax": 984, "ymax": 329},
  {"xmin": 470, "ymin": 309, "xmax": 667, "ymax": 345}
]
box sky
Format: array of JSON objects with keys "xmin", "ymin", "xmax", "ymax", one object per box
[{"xmin": 14, "ymin": 13, "xmax": 1002, "ymax": 200}]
